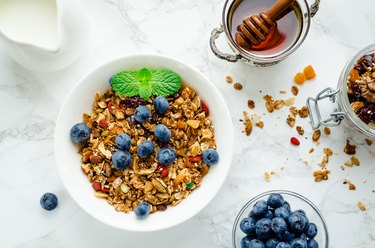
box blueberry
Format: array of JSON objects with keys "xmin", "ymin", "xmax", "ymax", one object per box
[
  {"xmin": 157, "ymin": 147, "xmax": 176, "ymax": 165},
  {"xmin": 266, "ymin": 238, "xmax": 280, "ymax": 248},
  {"xmin": 115, "ymin": 133, "xmax": 131, "ymax": 150},
  {"xmin": 249, "ymin": 239, "xmax": 265, "ymax": 248},
  {"xmin": 264, "ymin": 209, "xmax": 274, "ymax": 219},
  {"xmin": 287, "ymin": 213, "xmax": 309, "ymax": 233},
  {"xmin": 112, "ymin": 150, "xmax": 132, "ymax": 170},
  {"xmin": 272, "ymin": 217, "xmax": 288, "ymax": 234},
  {"xmin": 276, "ymin": 243, "xmax": 291, "ymax": 248},
  {"xmin": 240, "ymin": 217, "xmax": 256, "ymax": 234},
  {"xmin": 290, "ymin": 238, "xmax": 307, "ymax": 248},
  {"xmin": 307, "ymin": 239, "xmax": 318, "ymax": 248},
  {"xmin": 253, "ymin": 200, "xmax": 268, "ymax": 216},
  {"xmin": 241, "ymin": 236, "xmax": 252, "ymax": 248},
  {"xmin": 70, "ymin": 123, "xmax": 90, "ymax": 144},
  {"xmin": 283, "ymin": 201, "xmax": 291, "ymax": 212},
  {"xmin": 267, "ymin": 193, "xmax": 285, "ymax": 208},
  {"xmin": 137, "ymin": 141, "xmax": 155, "ymax": 158},
  {"xmin": 202, "ymin": 148, "xmax": 219, "ymax": 165},
  {"xmin": 255, "ymin": 218, "xmax": 273, "ymax": 239},
  {"xmin": 134, "ymin": 105, "xmax": 150, "ymax": 123},
  {"xmin": 275, "ymin": 207, "xmax": 290, "ymax": 220},
  {"xmin": 134, "ymin": 201, "xmax": 151, "ymax": 218},
  {"xmin": 40, "ymin": 193, "xmax": 58, "ymax": 211},
  {"xmin": 305, "ymin": 223, "xmax": 317, "ymax": 239},
  {"xmin": 154, "ymin": 96, "xmax": 169, "ymax": 114},
  {"xmin": 277, "ymin": 230, "xmax": 296, "ymax": 242},
  {"xmin": 154, "ymin": 124, "xmax": 171, "ymax": 142},
  {"xmin": 293, "ymin": 210, "xmax": 306, "ymax": 216}
]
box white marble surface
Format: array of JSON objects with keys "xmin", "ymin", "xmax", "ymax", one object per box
[{"xmin": 1, "ymin": 0, "xmax": 375, "ymax": 247}]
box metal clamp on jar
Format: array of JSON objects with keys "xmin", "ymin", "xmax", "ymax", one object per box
[
  {"xmin": 210, "ymin": 0, "xmax": 320, "ymax": 67},
  {"xmin": 307, "ymin": 44, "xmax": 375, "ymax": 139}
]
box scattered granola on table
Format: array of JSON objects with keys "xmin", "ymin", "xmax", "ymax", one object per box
[
  {"xmin": 323, "ymin": 127, "xmax": 331, "ymax": 135},
  {"xmin": 357, "ymin": 201, "xmax": 366, "ymax": 211},
  {"xmin": 234, "ymin": 82, "xmax": 243, "ymax": 90},
  {"xmin": 226, "ymin": 75, "xmax": 233, "ymax": 84},
  {"xmin": 69, "ymin": 67, "xmax": 219, "ymax": 217},
  {"xmin": 243, "ymin": 111, "xmax": 253, "ymax": 136},
  {"xmin": 344, "ymin": 139, "xmax": 357, "ymax": 155},
  {"xmin": 313, "ymin": 168, "xmax": 330, "ymax": 182},
  {"xmin": 365, "ymin": 138, "xmax": 373, "ymax": 146},
  {"xmin": 291, "ymin": 86, "xmax": 299, "ymax": 96},
  {"xmin": 312, "ymin": 130, "xmax": 321, "ymax": 142},
  {"xmin": 247, "ymin": 99, "xmax": 255, "ymax": 109}
]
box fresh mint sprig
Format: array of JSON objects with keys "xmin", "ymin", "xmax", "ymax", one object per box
[{"xmin": 112, "ymin": 68, "xmax": 182, "ymax": 99}]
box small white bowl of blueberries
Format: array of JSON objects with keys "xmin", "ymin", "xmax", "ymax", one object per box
[{"xmin": 233, "ymin": 190, "xmax": 329, "ymax": 248}]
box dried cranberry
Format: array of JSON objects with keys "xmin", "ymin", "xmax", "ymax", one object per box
[
  {"xmin": 172, "ymin": 92, "xmax": 180, "ymax": 99},
  {"xmin": 201, "ymin": 100, "xmax": 209, "ymax": 115},
  {"xmin": 99, "ymin": 119, "xmax": 108, "ymax": 129},
  {"xmin": 290, "ymin": 137, "xmax": 300, "ymax": 146},
  {"xmin": 161, "ymin": 168, "xmax": 169, "ymax": 177},
  {"xmin": 122, "ymin": 96, "xmax": 145, "ymax": 108},
  {"xmin": 354, "ymin": 64, "xmax": 367, "ymax": 75},
  {"xmin": 189, "ymin": 155, "xmax": 202, "ymax": 162},
  {"xmin": 364, "ymin": 55, "xmax": 373, "ymax": 67}
]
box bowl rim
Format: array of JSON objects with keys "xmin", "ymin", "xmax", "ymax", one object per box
[
  {"xmin": 232, "ymin": 190, "xmax": 329, "ymax": 248},
  {"xmin": 54, "ymin": 53, "xmax": 234, "ymax": 232}
]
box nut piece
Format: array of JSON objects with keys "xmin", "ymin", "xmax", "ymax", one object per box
[
  {"xmin": 313, "ymin": 169, "xmax": 330, "ymax": 182},
  {"xmin": 289, "ymin": 106, "xmax": 298, "ymax": 116},
  {"xmin": 284, "ymin": 97, "xmax": 295, "ymax": 107},
  {"xmin": 344, "ymin": 139, "xmax": 356, "ymax": 155},
  {"xmin": 286, "ymin": 115, "xmax": 296, "ymax": 127},
  {"xmin": 312, "ymin": 130, "xmax": 321, "ymax": 142},
  {"xmin": 296, "ymin": 126, "xmax": 304, "ymax": 135},
  {"xmin": 358, "ymin": 201, "xmax": 366, "ymax": 211},
  {"xmin": 187, "ymin": 120, "xmax": 200, "ymax": 129},
  {"xmin": 243, "ymin": 111, "xmax": 253, "ymax": 136},
  {"xmin": 266, "ymin": 101, "xmax": 275, "ymax": 113},
  {"xmin": 226, "ymin": 76, "xmax": 233, "ymax": 84},
  {"xmin": 357, "ymin": 75, "xmax": 375, "ymax": 102},
  {"xmin": 309, "ymin": 147, "xmax": 314, "ymax": 153},
  {"xmin": 298, "ymin": 106, "xmax": 309, "ymax": 118},
  {"xmin": 263, "ymin": 172, "xmax": 271, "ymax": 182},
  {"xmin": 291, "ymin": 86, "xmax": 299, "ymax": 96},
  {"xmin": 247, "ymin": 100, "xmax": 255, "ymax": 109},
  {"xmin": 365, "ymin": 139, "xmax": 373, "ymax": 146},
  {"xmin": 324, "ymin": 127, "xmax": 331, "ymax": 135},
  {"xmin": 274, "ymin": 100, "xmax": 285, "ymax": 110},
  {"xmin": 234, "ymin": 82, "xmax": 243, "ymax": 90}
]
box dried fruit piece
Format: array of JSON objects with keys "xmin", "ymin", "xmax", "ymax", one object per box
[
  {"xmin": 201, "ymin": 100, "xmax": 210, "ymax": 116},
  {"xmin": 349, "ymin": 68, "xmax": 360, "ymax": 83},
  {"xmin": 303, "ymin": 65, "xmax": 317, "ymax": 80},
  {"xmin": 189, "ymin": 155, "xmax": 202, "ymax": 163},
  {"xmin": 290, "ymin": 137, "xmax": 300, "ymax": 146},
  {"xmin": 294, "ymin": 72, "xmax": 306, "ymax": 85},
  {"xmin": 99, "ymin": 119, "xmax": 108, "ymax": 129},
  {"xmin": 92, "ymin": 182, "xmax": 101, "ymax": 191},
  {"xmin": 234, "ymin": 82, "xmax": 243, "ymax": 90}
]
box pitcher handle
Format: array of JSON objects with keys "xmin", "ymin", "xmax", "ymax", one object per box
[
  {"xmin": 210, "ymin": 24, "xmax": 241, "ymax": 63},
  {"xmin": 309, "ymin": 0, "xmax": 320, "ymax": 17}
]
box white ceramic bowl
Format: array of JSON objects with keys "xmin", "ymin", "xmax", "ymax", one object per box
[{"xmin": 54, "ymin": 54, "xmax": 234, "ymax": 232}]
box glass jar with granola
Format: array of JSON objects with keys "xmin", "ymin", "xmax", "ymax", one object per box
[{"xmin": 307, "ymin": 43, "xmax": 375, "ymax": 139}]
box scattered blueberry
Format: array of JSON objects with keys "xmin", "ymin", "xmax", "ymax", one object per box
[
  {"xmin": 134, "ymin": 105, "xmax": 150, "ymax": 123},
  {"xmin": 134, "ymin": 201, "xmax": 151, "ymax": 218},
  {"xmin": 202, "ymin": 148, "xmax": 219, "ymax": 165},
  {"xmin": 240, "ymin": 217, "xmax": 256, "ymax": 234},
  {"xmin": 305, "ymin": 223, "xmax": 317, "ymax": 239},
  {"xmin": 40, "ymin": 193, "xmax": 58, "ymax": 211},
  {"xmin": 249, "ymin": 239, "xmax": 265, "ymax": 248},
  {"xmin": 306, "ymin": 239, "xmax": 318, "ymax": 248},
  {"xmin": 275, "ymin": 207, "xmax": 290, "ymax": 220},
  {"xmin": 253, "ymin": 200, "xmax": 268, "ymax": 216},
  {"xmin": 290, "ymin": 238, "xmax": 307, "ymax": 248},
  {"xmin": 271, "ymin": 217, "xmax": 287, "ymax": 234},
  {"xmin": 157, "ymin": 147, "xmax": 176, "ymax": 165},
  {"xmin": 115, "ymin": 133, "xmax": 131, "ymax": 150},
  {"xmin": 154, "ymin": 124, "xmax": 171, "ymax": 142},
  {"xmin": 112, "ymin": 150, "xmax": 132, "ymax": 170},
  {"xmin": 154, "ymin": 96, "xmax": 169, "ymax": 114},
  {"xmin": 267, "ymin": 193, "xmax": 285, "ymax": 208},
  {"xmin": 255, "ymin": 218, "xmax": 273, "ymax": 239},
  {"xmin": 276, "ymin": 242, "xmax": 291, "ymax": 248},
  {"xmin": 287, "ymin": 213, "xmax": 309, "ymax": 233},
  {"xmin": 277, "ymin": 230, "xmax": 296, "ymax": 242},
  {"xmin": 241, "ymin": 236, "xmax": 252, "ymax": 248},
  {"xmin": 137, "ymin": 141, "xmax": 155, "ymax": 158},
  {"xmin": 266, "ymin": 238, "xmax": 280, "ymax": 248},
  {"xmin": 70, "ymin": 123, "xmax": 90, "ymax": 144}
]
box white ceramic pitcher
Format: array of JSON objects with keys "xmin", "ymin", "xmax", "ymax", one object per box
[{"xmin": 0, "ymin": 0, "xmax": 90, "ymax": 72}]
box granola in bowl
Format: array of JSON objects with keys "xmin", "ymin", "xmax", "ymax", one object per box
[
  {"xmin": 54, "ymin": 54, "xmax": 233, "ymax": 231},
  {"xmin": 76, "ymin": 84, "xmax": 217, "ymax": 216}
]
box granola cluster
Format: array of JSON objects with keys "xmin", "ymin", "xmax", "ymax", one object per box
[
  {"xmin": 78, "ymin": 86, "xmax": 216, "ymax": 214},
  {"xmin": 347, "ymin": 52, "xmax": 375, "ymax": 128}
]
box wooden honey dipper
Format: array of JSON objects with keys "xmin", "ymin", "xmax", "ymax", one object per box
[{"xmin": 235, "ymin": 0, "xmax": 295, "ymax": 50}]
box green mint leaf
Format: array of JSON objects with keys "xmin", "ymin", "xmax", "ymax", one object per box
[
  {"xmin": 112, "ymin": 71, "xmax": 140, "ymax": 96},
  {"xmin": 151, "ymin": 69, "xmax": 182, "ymax": 96},
  {"xmin": 137, "ymin": 68, "xmax": 152, "ymax": 99}
]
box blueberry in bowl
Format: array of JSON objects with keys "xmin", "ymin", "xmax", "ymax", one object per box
[{"xmin": 233, "ymin": 190, "xmax": 328, "ymax": 248}]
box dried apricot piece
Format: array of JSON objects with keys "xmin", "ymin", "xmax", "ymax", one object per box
[
  {"xmin": 303, "ymin": 65, "xmax": 316, "ymax": 80},
  {"xmin": 294, "ymin": 72, "xmax": 306, "ymax": 85}
]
